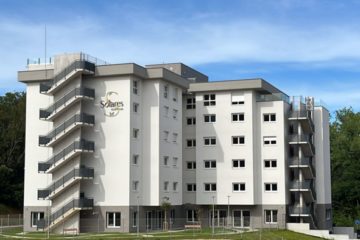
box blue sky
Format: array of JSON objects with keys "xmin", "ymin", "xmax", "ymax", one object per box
[{"xmin": 1, "ymin": 0, "xmax": 360, "ymax": 113}]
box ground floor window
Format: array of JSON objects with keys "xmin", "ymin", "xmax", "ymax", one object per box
[
  {"xmin": 265, "ymin": 210, "xmax": 278, "ymax": 224},
  {"xmin": 132, "ymin": 211, "xmax": 138, "ymax": 227},
  {"xmin": 107, "ymin": 212, "xmax": 121, "ymax": 228},
  {"xmin": 31, "ymin": 212, "xmax": 44, "ymax": 227},
  {"xmin": 233, "ymin": 210, "xmax": 250, "ymax": 228},
  {"xmin": 187, "ymin": 210, "xmax": 198, "ymax": 222}
]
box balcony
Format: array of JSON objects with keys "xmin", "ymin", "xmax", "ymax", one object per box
[
  {"xmin": 38, "ymin": 168, "xmax": 94, "ymax": 200},
  {"xmin": 39, "ymin": 113, "xmax": 94, "ymax": 147},
  {"xmin": 38, "ymin": 140, "xmax": 94, "ymax": 173},
  {"xmin": 288, "ymin": 110, "xmax": 314, "ymax": 133},
  {"xmin": 289, "ymin": 156, "xmax": 316, "ymax": 179},
  {"xmin": 37, "ymin": 198, "xmax": 93, "ymax": 230},
  {"xmin": 289, "ymin": 180, "xmax": 316, "ymax": 202},
  {"xmin": 256, "ymin": 93, "xmax": 290, "ymax": 103},
  {"xmin": 288, "ymin": 206, "xmax": 311, "ymax": 217},
  {"xmin": 288, "ymin": 134, "xmax": 315, "ymax": 156},
  {"xmin": 39, "ymin": 88, "xmax": 95, "ymax": 121},
  {"xmin": 40, "ymin": 60, "xmax": 95, "ymax": 94}
]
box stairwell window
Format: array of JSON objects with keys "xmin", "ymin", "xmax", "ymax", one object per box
[
  {"xmin": 133, "ymin": 80, "xmax": 138, "ymax": 95},
  {"xmin": 232, "ymin": 113, "xmax": 245, "ymax": 122},
  {"xmin": 265, "ymin": 210, "xmax": 278, "ymax": 224},
  {"xmin": 233, "ymin": 183, "xmax": 246, "ymax": 192},
  {"xmin": 264, "ymin": 159, "xmax": 277, "ymax": 168},
  {"xmin": 187, "ymin": 117, "xmax": 196, "ymax": 125},
  {"xmin": 186, "ymin": 97, "xmax": 196, "ymax": 109},
  {"xmin": 187, "ymin": 183, "xmax": 196, "ymax": 192},
  {"xmin": 264, "ymin": 113, "xmax": 276, "ymax": 122},
  {"xmin": 107, "ymin": 212, "xmax": 121, "ymax": 228},
  {"xmin": 186, "ymin": 139, "xmax": 196, "ymax": 148},
  {"xmin": 204, "ymin": 183, "xmax": 217, "ymax": 192},
  {"xmin": 132, "ymin": 154, "xmax": 139, "ymax": 165},
  {"xmin": 164, "ymin": 85, "xmax": 169, "ymax": 99},
  {"xmin": 232, "ymin": 136, "xmax": 245, "ymax": 145},
  {"xmin": 264, "ymin": 136, "xmax": 277, "ymax": 145},
  {"xmin": 31, "ymin": 212, "xmax": 44, "ymax": 228},
  {"xmin": 132, "ymin": 181, "xmax": 139, "ymax": 191},
  {"xmin": 133, "ymin": 129, "xmax": 139, "ymax": 139},
  {"xmin": 186, "ymin": 161, "xmax": 196, "ymax": 170},
  {"xmin": 204, "ymin": 114, "xmax": 216, "ymax": 123},
  {"xmin": 204, "ymin": 160, "xmax": 216, "ymax": 169},
  {"xmin": 204, "ymin": 94, "xmax": 216, "ymax": 106},
  {"xmin": 265, "ymin": 183, "xmax": 278, "ymax": 192},
  {"xmin": 204, "ymin": 137, "xmax": 216, "ymax": 146},
  {"xmin": 133, "ymin": 103, "xmax": 139, "ymax": 113},
  {"xmin": 163, "ymin": 156, "xmax": 169, "ymax": 166}
]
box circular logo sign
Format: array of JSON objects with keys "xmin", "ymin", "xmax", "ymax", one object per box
[{"xmin": 100, "ymin": 91, "xmax": 124, "ymax": 117}]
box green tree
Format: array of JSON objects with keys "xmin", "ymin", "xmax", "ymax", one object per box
[
  {"xmin": 330, "ymin": 108, "xmax": 360, "ymax": 226},
  {"xmin": 0, "ymin": 92, "xmax": 26, "ymax": 209}
]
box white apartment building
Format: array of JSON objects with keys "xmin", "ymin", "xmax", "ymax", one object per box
[{"xmin": 19, "ymin": 53, "xmax": 332, "ymax": 233}]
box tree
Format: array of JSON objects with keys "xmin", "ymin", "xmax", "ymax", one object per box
[
  {"xmin": 161, "ymin": 197, "xmax": 171, "ymax": 231},
  {"xmin": 330, "ymin": 108, "xmax": 360, "ymax": 226},
  {"xmin": 0, "ymin": 92, "xmax": 26, "ymax": 209}
]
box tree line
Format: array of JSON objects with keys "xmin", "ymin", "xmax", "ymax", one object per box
[{"xmin": 0, "ymin": 92, "xmax": 358, "ymax": 226}]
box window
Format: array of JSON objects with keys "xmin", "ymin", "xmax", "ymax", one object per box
[
  {"xmin": 204, "ymin": 183, "xmax": 217, "ymax": 192},
  {"xmin": 187, "ymin": 117, "xmax": 196, "ymax": 125},
  {"xmin": 231, "ymin": 93, "xmax": 244, "ymax": 105},
  {"xmin": 173, "ymin": 157, "xmax": 178, "ymax": 167},
  {"xmin": 132, "ymin": 154, "xmax": 139, "ymax": 165},
  {"xmin": 186, "ymin": 161, "xmax": 196, "ymax": 169},
  {"xmin": 133, "ymin": 103, "xmax": 139, "ymax": 113},
  {"xmin": 163, "ymin": 156, "xmax": 169, "ymax": 166},
  {"xmin": 264, "ymin": 159, "xmax": 277, "ymax": 168},
  {"xmin": 186, "ymin": 97, "xmax": 196, "ymax": 109},
  {"xmin": 187, "ymin": 184, "xmax": 196, "ymax": 192},
  {"xmin": 107, "ymin": 212, "xmax": 121, "ymax": 228},
  {"xmin": 172, "ymin": 133, "xmax": 178, "ymax": 143},
  {"xmin": 170, "ymin": 209, "xmax": 175, "ymax": 221},
  {"xmin": 164, "ymin": 85, "xmax": 169, "ymax": 98},
  {"xmin": 265, "ymin": 210, "xmax": 278, "ymax": 224},
  {"xmin": 163, "ymin": 131, "xmax": 169, "ymax": 141},
  {"xmin": 264, "ymin": 113, "xmax": 276, "ymax": 122},
  {"xmin": 187, "ymin": 210, "xmax": 198, "ymax": 222},
  {"xmin": 232, "ymin": 136, "xmax": 245, "ymax": 145},
  {"xmin": 173, "ymin": 182, "xmax": 178, "ymax": 191},
  {"xmin": 264, "ymin": 136, "xmax": 277, "ymax": 145},
  {"xmin": 265, "ymin": 183, "xmax": 278, "ymax": 192},
  {"xmin": 164, "ymin": 106, "xmax": 169, "ymax": 117},
  {"xmin": 173, "ymin": 109, "xmax": 178, "ymax": 120},
  {"xmin": 164, "ymin": 181, "xmax": 169, "ymax": 191},
  {"xmin": 204, "ymin": 114, "xmax": 216, "ymax": 123},
  {"xmin": 132, "ymin": 181, "xmax": 139, "ymax": 191},
  {"xmin": 133, "ymin": 80, "xmax": 138, "ymax": 94},
  {"xmin": 232, "ymin": 159, "xmax": 245, "ymax": 168},
  {"xmin": 173, "ymin": 88, "xmax": 178, "ymax": 102},
  {"xmin": 204, "ymin": 160, "xmax": 216, "ymax": 169},
  {"xmin": 204, "ymin": 137, "xmax": 216, "ymax": 146},
  {"xmin": 31, "ymin": 212, "xmax": 44, "ymax": 227},
  {"xmin": 133, "ymin": 129, "xmax": 139, "ymax": 139},
  {"xmin": 233, "ymin": 183, "xmax": 246, "ymax": 192},
  {"xmin": 326, "ymin": 209, "xmax": 331, "ymax": 220},
  {"xmin": 204, "ymin": 94, "xmax": 216, "ymax": 106},
  {"xmin": 232, "ymin": 113, "xmax": 245, "ymax": 122},
  {"xmin": 132, "ymin": 211, "xmax": 138, "ymax": 227},
  {"xmin": 186, "ymin": 139, "xmax": 196, "ymax": 148}
]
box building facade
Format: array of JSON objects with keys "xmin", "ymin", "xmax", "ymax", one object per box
[{"xmin": 19, "ymin": 53, "xmax": 332, "ymax": 233}]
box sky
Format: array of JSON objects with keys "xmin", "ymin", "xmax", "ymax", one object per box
[{"xmin": 1, "ymin": 0, "xmax": 360, "ymax": 113}]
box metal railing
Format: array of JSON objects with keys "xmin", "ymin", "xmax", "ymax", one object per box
[
  {"xmin": 37, "ymin": 168, "xmax": 94, "ymax": 199},
  {"xmin": 289, "ymin": 180, "xmax": 316, "ymax": 200},
  {"xmin": 39, "ymin": 113, "xmax": 94, "ymax": 145},
  {"xmin": 288, "ymin": 134, "xmax": 315, "ymax": 154},
  {"xmin": 288, "ymin": 110, "xmax": 315, "ymax": 132},
  {"xmin": 289, "ymin": 206, "xmax": 311, "ymax": 215},
  {"xmin": 40, "ymin": 60, "xmax": 95, "ymax": 92},
  {"xmin": 37, "ymin": 198, "xmax": 93, "ymax": 229},
  {"xmin": 256, "ymin": 93, "xmax": 290, "ymax": 103},
  {"xmin": 39, "ymin": 88, "xmax": 95, "ymax": 119},
  {"xmin": 289, "ymin": 156, "xmax": 316, "ymax": 176},
  {"xmin": 38, "ymin": 140, "xmax": 95, "ymax": 172}
]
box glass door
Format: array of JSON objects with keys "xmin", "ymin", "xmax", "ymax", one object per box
[{"xmin": 233, "ymin": 210, "xmax": 250, "ymax": 228}]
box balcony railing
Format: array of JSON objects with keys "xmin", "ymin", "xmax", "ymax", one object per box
[
  {"xmin": 40, "ymin": 60, "xmax": 95, "ymax": 93},
  {"xmin": 289, "ymin": 206, "xmax": 311, "ymax": 215},
  {"xmin": 38, "ymin": 140, "xmax": 94, "ymax": 172},
  {"xmin": 37, "ymin": 168, "xmax": 94, "ymax": 199},
  {"xmin": 288, "ymin": 110, "xmax": 315, "ymax": 133},
  {"xmin": 39, "ymin": 113, "xmax": 94, "ymax": 146},
  {"xmin": 289, "ymin": 156, "xmax": 316, "ymax": 176},
  {"xmin": 289, "ymin": 180, "xmax": 316, "ymax": 201},
  {"xmin": 256, "ymin": 93, "xmax": 290, "ymax": 103},
  {"xmin": 37, "ymin": 198, "xmax": 93, "ymax": 229},
  {"xmin": 39, "ymin": 88, "xmax": 95, "ymax": 120},
  {"xmin": 289, "ymin": 134, "xmax": 315, "ymax": 155}
]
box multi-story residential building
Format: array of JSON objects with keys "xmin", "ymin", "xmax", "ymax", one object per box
[{"xmin": 19, "ymin": 53, "xmax": 332, "ymax": 233}]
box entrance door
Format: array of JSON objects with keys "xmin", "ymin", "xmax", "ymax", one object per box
[
  {"xmin": 233, "ymin": 210, "xmax": 250, "ymax": 228},
  {"xmin": 209, "ymin": 210, "xmax": 227, "ymax": 227},
  {"xmin": 146, "ymin": 211, "xmax": 152, "ymax": 230}
]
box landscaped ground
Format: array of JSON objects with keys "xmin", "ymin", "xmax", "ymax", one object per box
[{"xmin": 0, "ymin": 227, "xmax": 326, "ymax": 239}]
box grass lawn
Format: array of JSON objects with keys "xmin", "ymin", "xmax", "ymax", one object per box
[{"xmin": 0, "ymin": 227, "xmax": 326, "ymax": 240}]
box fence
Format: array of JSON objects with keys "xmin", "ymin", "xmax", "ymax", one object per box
[{"xmin": 0, "ymin": 214, "xmax": 23, "ymax": 233}]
